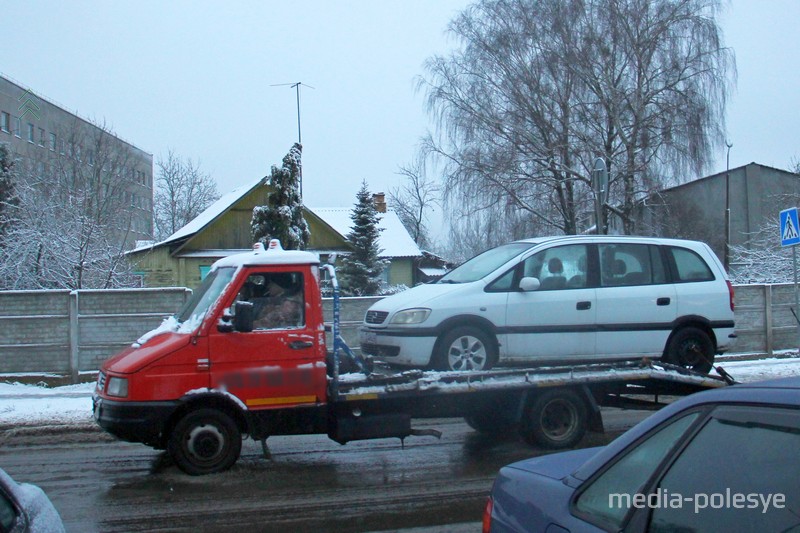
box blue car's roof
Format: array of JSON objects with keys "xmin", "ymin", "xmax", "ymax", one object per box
[{"xmin": 571, "ymin": 376, "xmax": 800, "ymax": 481}]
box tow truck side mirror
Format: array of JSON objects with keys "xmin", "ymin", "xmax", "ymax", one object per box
[{"xmin": 233, "ymin": 301, "xmax": 254, "ymax": 332}]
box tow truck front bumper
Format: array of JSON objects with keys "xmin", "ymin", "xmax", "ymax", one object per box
[{"xmin": 93, "ymin": 395, "xmax": 179, "ymax": 448}]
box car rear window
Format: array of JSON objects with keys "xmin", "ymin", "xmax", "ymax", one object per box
[{"xmin": 668, "ymin": 247, "xmax": 714, "ymax": 282}]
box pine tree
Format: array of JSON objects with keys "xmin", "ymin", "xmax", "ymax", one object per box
[
  {"xmin": 252, "ymin": 143, "xmax": 310, "ymax": 250},
  {"xmin": 0, "ymin": 145, "xmax": 18, "ymax": 239},
  {"xmin": 338, "ymin": 181, "xmax": 387, "ymax": 296}
]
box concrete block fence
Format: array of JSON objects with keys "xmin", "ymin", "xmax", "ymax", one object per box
[{"xmin": 0, "ymin": 285, "xmax": 796, "ymax": 382}]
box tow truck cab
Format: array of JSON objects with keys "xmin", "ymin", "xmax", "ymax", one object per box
[{"xmin": 93, "ymin": 241, "xmax": 331, "ymax": 472}]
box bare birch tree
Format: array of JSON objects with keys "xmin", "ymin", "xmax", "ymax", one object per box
[
  {"xmin": 420, "ymin": 0, "xmax": 733, "ymax": 237},
  {"xmin": 153, "ymin": 150, "xmax": 219, "ymax": 241},
  {"xmin": 0, "ymin": 118, "xmax": 142, "ymax": 289},
  {"xmin": 389, "ymin": 155, "xmax": 441, "ymax": 250}
]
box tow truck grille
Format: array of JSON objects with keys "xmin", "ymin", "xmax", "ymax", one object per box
[{"xmin": 365, "ymin": 311, "xmax": 389, "ymax": 324}]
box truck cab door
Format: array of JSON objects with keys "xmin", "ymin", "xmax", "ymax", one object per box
[{"xmin": 208, "ymin": 269, "xmax": 327, "ymax": 410}]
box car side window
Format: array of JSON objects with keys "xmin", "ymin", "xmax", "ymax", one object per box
[
  {"xmin": 668, "ymin": 246, "xmax": 714, "ymax": 282},
  {"xmin": 486, "ymin": 268, "xmax": 516, "ymax": 292},
  {"xmin": 599, "ymin": 244, "xmax": 665, "ymax": 287},
  {"xmin": 649, "ymin": 407, "xmax": 800, "ymax": 533},
  {"xmin": 237, "ymin": 272, "xmax": 305, "ymax": 330},
  {"xmin": 574, "ymin": 412, "xmax": 700, "ymax": 529},
  {"xmin": 522, "ymin": 244, "xmax": 588, "ymax": 290}
]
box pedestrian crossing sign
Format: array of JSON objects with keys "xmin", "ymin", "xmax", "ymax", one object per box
[{"xmin": 780, "ymin": 208, "xmax": 800, "ymax": 247}]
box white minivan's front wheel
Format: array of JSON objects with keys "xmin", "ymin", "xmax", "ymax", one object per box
[{"xmin": 434, "ymin": 327, "xmax": 496, "ymax": 371}]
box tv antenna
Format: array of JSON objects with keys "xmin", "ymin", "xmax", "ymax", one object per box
[{"xmin": 271, "ymin": 82, "xmax": 315, "ymax": 144}]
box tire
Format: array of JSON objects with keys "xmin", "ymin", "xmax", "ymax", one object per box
[
  {"xmin": 664, "ymin": 327, "xmax": 715, "ymax": 374},
  {"xmin": 167, "ymin": 408, "xmax": 242, "ymax": 475},
  {"xmin": 433, "ymin": 326, "xmax": 497, "ymax": 371},
  {"xmin": 520, "ymin": 389, "xmax": 588, "ymax": 449}
]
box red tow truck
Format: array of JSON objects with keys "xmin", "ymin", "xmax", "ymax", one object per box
[{"xmin": 93, "ymin": 241, "xmax": 731, "ymax": 475}]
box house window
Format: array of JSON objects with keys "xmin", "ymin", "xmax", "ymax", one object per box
[
  {"xmin": 27, "ymin": 123, "xmax": 34, "ymax": 142},
  {"xmin": 49, "ymin": 132, "xmax": 56, "ymax": 151},
  {"xmin": 13, "ymin": 117, "xmax": 20, "ymax": 137},
  {"xmin": 38, "ymin": 127, "xmax": 45, "ymax": 146},
  {"xmin": 0, "ymin": 112, "xmax": 9, "ymax": 133}
]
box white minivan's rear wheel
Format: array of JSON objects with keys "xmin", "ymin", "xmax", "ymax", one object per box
[
  {"xmin": 434, "ymin": 326, "xmax": 496, "ymax": 371},
  {"xmin": 665, "ymin": 327, "xmax": 714, "ymax": 374}
]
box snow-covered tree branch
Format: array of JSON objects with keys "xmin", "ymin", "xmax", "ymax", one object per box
[{"xmin": 153, "ymin": 150, "xmax": 219, "ymax": 241}]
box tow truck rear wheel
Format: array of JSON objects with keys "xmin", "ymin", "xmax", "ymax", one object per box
[
  {"xmin": 433, "ymin": 326, "xmax": 497, "ymax": 371},
  {"xmin": 520, "ymin": 389, "xmax": 587, "ymax": 449},
  {"xmin": 168, "ymin": 408, "xmax": 242, "ymax": 475}
]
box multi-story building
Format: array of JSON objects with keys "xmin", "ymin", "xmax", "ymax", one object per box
[{"xmin": 0, "ymin": 74, "xmax": 153, "ymax": 248}]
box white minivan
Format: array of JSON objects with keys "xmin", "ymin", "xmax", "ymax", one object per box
[{"xmin": 359, "ymin": 236, "xmax": 735, "ymax": 373}]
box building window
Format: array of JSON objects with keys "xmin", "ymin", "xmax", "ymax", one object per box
[
  {"xmin": 49, "ymin": 132, "xmax": 56, "ymax": 151},
  {"xmin": 27, "ymin": 123, "xmax": 34, "ymax": 142},
  {"xmin": 0, "ymin": 112, "xmax": 9, "ymax": 133},
  {"xmin": 13, "ymin": 117, "xmax": 20, "ymax": 137},
  {"xmin": 38, "ymin": 127, "xmax": 45, "ymax": 146},
  {"xmin": 87, "ymin": 149, "xmax": 94, "ymax": 166}
]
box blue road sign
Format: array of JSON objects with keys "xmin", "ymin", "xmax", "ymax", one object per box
[{"xmin": 780, "ymin": 208, "xmax": 800, "ymax": 247}]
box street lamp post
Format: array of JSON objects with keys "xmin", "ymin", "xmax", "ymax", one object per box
[{"xmin": 724, "ymin": 141, "xmax": 733, "ymax": 272}]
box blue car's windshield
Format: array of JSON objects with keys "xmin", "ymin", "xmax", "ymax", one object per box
[{"xmin": 438, "ymin": 243, "xmax": 535, "ymax": 284}]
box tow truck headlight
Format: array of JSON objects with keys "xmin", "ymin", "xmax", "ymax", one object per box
[
  {"xmin": 106, "ymin": 377, "xmax": 129, "ymax": 398},
  {"xmin": 390, "ymin": 308, "xmax": 431, "ymax": 325}
]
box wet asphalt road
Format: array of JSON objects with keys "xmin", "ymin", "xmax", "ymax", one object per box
[{"xmin": 0, "ymin": 411, "xmax": 647, "ymax": 533}]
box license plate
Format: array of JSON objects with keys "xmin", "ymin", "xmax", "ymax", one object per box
[{"xmin": 362, "ymin": 331, "xmax": 377, "ymax": 344}]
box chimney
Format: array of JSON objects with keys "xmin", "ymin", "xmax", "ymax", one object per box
[{"xmin": 372, "ymin": 192, "xmax": 387, "ymax": 213}]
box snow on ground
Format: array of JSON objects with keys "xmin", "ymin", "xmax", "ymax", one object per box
[
  {"xmin": 0, "ymin": 381, "xmax": 95, "ymax": 427},
  {"xmin": 0, "ymin": 355, "xmax": 799, "ymax": 428}
]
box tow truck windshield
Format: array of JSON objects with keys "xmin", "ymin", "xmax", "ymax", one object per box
[
  {"xmin": 175, "ymin": 267, "xmax": 237, "ymax": 326},
  {"xmin": 438, "ymin": 242, "xmax": 534, "ymax": 284}
]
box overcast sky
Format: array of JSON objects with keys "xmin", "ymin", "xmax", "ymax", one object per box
[{"xmin": 1, "ymin": 1, "xmax": 798, "ymax": 216}]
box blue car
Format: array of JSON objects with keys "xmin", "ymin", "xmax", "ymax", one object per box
[{"xmin": 483, "ymin": 377, "xmax": 800, "ymax": 532}]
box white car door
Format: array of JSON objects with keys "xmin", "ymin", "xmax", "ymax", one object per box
[
  {"xmin": 503, "ymin": 244, "xmax": 596, "ymax": 361},
  {"xmin": 594, "ymin": 243, "xmax": 677, "ymax": 358}
]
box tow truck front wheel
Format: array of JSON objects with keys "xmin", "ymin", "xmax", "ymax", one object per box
[{"xmin": 168, "ymin": 409, "xmax": 242, "ymax": 475}]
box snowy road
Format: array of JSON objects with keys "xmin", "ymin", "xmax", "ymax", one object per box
[
  {"xmin": 0, "ymin": 355, "xmax": 798, "ymax": 532},
  {"xmin": 0, "ymin": 415, "xmax": 644, "ymax": 532}
]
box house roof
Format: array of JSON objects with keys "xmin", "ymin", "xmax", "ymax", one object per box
[
  {"xmin": 130, "ymin": 177, "xmax": 264, "ymax": 254},
  {"xmin": 310, "ymin": 208, "xmax": 422, "ymax": 258},
  {"xmin": 658, "ymin": 162, "xmax": 799, "ymax": 195},
  {"xmin": 131, "ymin": 178, "xmax": 423, "ymax": 259}
]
